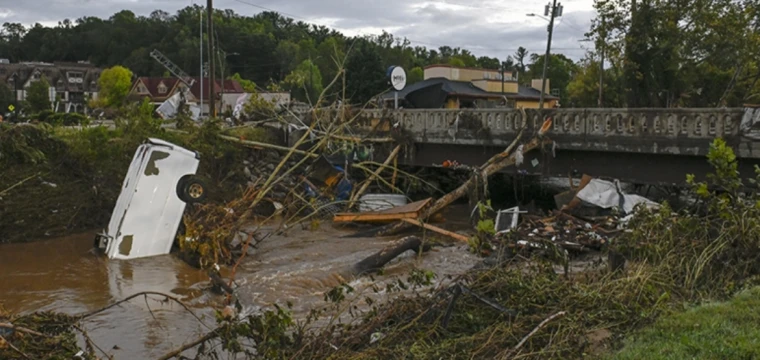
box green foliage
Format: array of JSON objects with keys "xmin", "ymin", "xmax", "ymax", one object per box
[
  {"xmin": 526, "ymin": 53, "xmax": 578, "ymax": 100},
  {"xmin": 242, "ymin": 92, "xmax": 277, "ymax": 120},
  {"xmin": 589, "ymin": 0, "xmax": 760, "ymax": 107},
  {"xmin": 345, "ymin": 39, "xmax": 386, "ymax": 104},
  {"xmin": 618, "ymin": 138, "xmax": 760, "ymax": 298},
  {"xmin": 407, "ymin": 66, "xmax": 424, "ymax": 85},
  {"xmin": 229, "ymin": 72, "xmax": 257, "ymax": 93},
  {"xmin": 25, "ymin": 78, "xmax": 51, "ymax": 113},
  {"xmin": 566, "ymin": 55, "xmax": 625, "ymax": 107},
  {"xmin": 610, "ymin": 287, "xmax": 760, "ymax": 360},
  {"xmin": 284, "ymin": 59, "xmax": 324, "ymax": 103},
  {"xmin": 0, "ymin": 82, "xmax": 13, "ymax": 114},
  {"xmin": 97, "ymin": 65, "xmax": 133, "ymax": 108},
  {"xmin": 469, "ymin": 200, "xmax": 495, "ymax": 254}
]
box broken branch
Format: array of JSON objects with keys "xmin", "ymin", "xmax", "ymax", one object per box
[
  {"xmin": 0, "ymin": 323, "xmax": 48, "ymax": 338},
  {"xmin": 499, "ymin": 311, "xmax": 567, "ymax": 360},
  {"xmin": 0, "ymin": 335, "xmax": 31, "ymax": 360},
  {"xmin": 156, "ymin": 329, "xmax": 220, "ymax": 360},
  {"xmin": 349, "ymin": 144, "xmax": 402, "ymax": 208},
  {"xmin": 401, "ymin": 218, "xmax": 470, "ymax": 243},
  {"xmin": 218, "ymin": 135, "xmax": 318, "ymax": 158},
  {"xmin": 75, "ymin": 291, "xmax": 212, "ymax": 330},
  {"xmin": 0, "ymin": 172, "xmax": 40, "ymax": 196}
]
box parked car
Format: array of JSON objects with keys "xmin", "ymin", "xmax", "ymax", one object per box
[{"xmin": 94, "ymin": 138, "xmax": 206, "ymax": 260}]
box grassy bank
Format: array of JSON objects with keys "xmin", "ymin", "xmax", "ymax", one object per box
[{"xmin": 610, "ymin": 287, "xmax": 760, "ymax": 359}]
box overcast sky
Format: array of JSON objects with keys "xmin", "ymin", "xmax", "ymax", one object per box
[{"xmin": 0, "ymin": 0, "xmax": 598, "ymax": 61}]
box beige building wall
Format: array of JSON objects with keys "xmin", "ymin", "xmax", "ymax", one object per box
[
  {"xmin": 424, "ymin": 66, "xmax": 502, "ymax": 81},
  {"xmin": 472, "ymin": 79, "xmax": 518, "ymax": 93}
]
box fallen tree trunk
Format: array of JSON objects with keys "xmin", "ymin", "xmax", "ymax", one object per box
[
  {"xmin": 352, "ymin": 236, "xmax": 430, "ymax": 275},
  {"xmin": 373, "ymin": 127, "xmax": 552, "ymax": 238}
]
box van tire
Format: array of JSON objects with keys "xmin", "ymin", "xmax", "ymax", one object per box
[{"xmin": 177, "ymin": 176, "xmax": 208, "ymax": 203}]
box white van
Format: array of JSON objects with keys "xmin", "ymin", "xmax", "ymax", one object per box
[{"xmin": 94, "ymin": 138, "xmax": 206, "ymax": 260}]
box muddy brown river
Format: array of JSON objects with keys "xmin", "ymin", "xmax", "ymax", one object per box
[{"xmin": 0, "ymin": 206, "xmax": 480, "ymax": 358}]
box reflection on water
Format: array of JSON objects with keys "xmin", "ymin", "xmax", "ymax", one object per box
[{"xmin": 0, "ymin": 204, "xmax": 481, "ymax": 358}]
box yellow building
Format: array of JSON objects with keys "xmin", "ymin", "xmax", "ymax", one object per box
[{"xmin": 381, "ymin": 64, "xmax": 558, "ymax": 109}]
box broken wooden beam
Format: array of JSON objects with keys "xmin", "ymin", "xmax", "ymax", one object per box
[
  {"xmin": 401, "ymin": 218, "xmax": 470, "ymax": 243},
  {"xmin": 333, "ymin": 198, "xmax": 432, "ymax": 223}
]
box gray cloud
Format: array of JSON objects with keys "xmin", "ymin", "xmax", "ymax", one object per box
[{"xmin": 0, "ymin": 0, "xmax": 597, "ymax": 60}]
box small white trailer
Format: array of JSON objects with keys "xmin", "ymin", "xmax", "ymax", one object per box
[{"xmin": 95, "ymin": 138, "xmax": 206, "ymax": 260}]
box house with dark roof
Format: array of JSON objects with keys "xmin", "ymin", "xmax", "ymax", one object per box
[
  {"xmin": 381, "ymin": 64, "xmax": 559, "ymax": 109},
  {"xmin": 0, "ymin": 60, "xmax": 102, "ymax": 113}
]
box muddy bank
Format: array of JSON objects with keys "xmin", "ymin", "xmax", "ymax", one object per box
[{"xmin": 0, "ymin": 122, "xmax": 280, "ymax": 243}]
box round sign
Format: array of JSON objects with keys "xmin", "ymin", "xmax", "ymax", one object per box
[
  {"xmin": 388, "ymin": 66, "xmax": 407, "ymax": 91},
  {"xmin": 8, "ymin": 104, "xmax": 14, "ymax": 112}
]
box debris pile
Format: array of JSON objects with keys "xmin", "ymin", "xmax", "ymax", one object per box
[{"xmin": 505, "ymin": 211, "xmax": 621, "ymax": 254}]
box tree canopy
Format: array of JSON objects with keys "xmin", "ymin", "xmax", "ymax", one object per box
[
  {"xmin": 25, "ymin": 78, "xmax": 51, "ymax": 113},
  {"xmin": 97, "ymin": 65, "xmax": 133, "ymax": 108}
]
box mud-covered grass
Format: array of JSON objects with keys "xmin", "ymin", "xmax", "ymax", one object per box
[{"xmin": 0, "ymin": 119, "xmax": 271, "ymax": 243}]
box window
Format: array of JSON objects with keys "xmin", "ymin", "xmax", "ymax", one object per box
[
  {"xmin": 137, "ymin": 83, "xmax": 149, "ymax": 94},
  {"xmin": 158, "ymin": 83, "xmax": 167, "ymax": 94}
]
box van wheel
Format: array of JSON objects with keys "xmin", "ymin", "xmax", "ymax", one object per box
[{"xmin": 178, "ymin": 176, "xmax": 208, "ymax": 203}]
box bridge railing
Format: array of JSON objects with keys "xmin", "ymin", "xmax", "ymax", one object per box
[{"xmin": 358, "ymin": 108, "xmax": 746, "ymax": 141}]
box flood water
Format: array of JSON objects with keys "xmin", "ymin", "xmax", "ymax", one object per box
[{"xmin": 0, "ymin": 205, "xmax": 480, "ymax": 358}]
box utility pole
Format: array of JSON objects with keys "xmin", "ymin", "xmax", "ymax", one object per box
[
  {"xmin": 207, "ymin": 0, "xmax": 216, "ymax": 118},
  {"xmin": 539, "ymin": 0, "xmax": 562, "ymax": 109},
  {"xmin": 598, "ymin": 15, "xmax": 605, "ymax": 108},
  {"xmin": 199, "ymin": 8, "xmax": 203, "ymax": 118},
  {"xmin": 501, "ymin": 60, "xmax": 505, "ymax": 94}
]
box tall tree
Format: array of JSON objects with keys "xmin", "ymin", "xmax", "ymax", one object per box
[
  {"xmin": 527, "ymin": 54, "xmax": 578, "ymax": 99},
  {"xmin": 0, "ymin": 83, "xmax": 13, "ymax": 114},
  {"xmin": 344, "ymin": 39, "xmax": 386, "ymax": 104},
  {"xmin": 97, "ymin": 65, "xmax": 133, "ymax": 108},
  {"xmin": 284, "ymin": 59, "xmax": 324, "ymax": 103},
  {"xmin": 25, "ymin": 78, "xmax": 51, "ymax": 113}
]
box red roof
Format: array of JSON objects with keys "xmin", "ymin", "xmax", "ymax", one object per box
[{"xmin": 189, "ymin": 77, "xmax": 245, "ymax": 100}]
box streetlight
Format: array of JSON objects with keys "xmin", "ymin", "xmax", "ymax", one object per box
[
  {"xmin": 526, "ymin": 13, "xmax": 550, "ymax": 22},
  {"xmin": 528, "ymin": 2, "xmax": 562, "ymax": 109}
]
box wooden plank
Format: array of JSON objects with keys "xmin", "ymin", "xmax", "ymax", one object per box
[
  {"xmin": 333, "ymin": 212, "xmax": 420, "ymax": 223},
  {"xmin": 333, "ymin": 198, "xmax": 432, "ymax": 223},
  {"xmin": 401, "ymin": 218, "xmax": 470, "ymax": 243}
]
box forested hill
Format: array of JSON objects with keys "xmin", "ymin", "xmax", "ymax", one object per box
[
  {"xmin": 1, "ymin": 0, "xmax": 758, "ymax": 107},
  {"xmin": 0, "ymin": 6, "xmax": 537, "ymax": 104}
]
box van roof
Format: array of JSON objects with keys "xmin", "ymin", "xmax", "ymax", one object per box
[{"xmin": 146, "ymin": 138, "xmax": 199, "ymax": 158}]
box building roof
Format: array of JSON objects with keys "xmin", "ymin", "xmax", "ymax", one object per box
[
  {"xmin": 132, "ymin": 77, "xmax": 181, "ymax": 100},
  {"xmin": 0, "ymin": 62, "xmax": 101, "ymax": 93},
  {"xmin": 131, "ymin": 77, "xmax": 245, "ymax": 102},
  {"xmin": 188, "ymin": 77, "xmax": 245, "ymax": 101},
  {"xmin": 423, "ymin": 64, "xmax": 502, "ymax": 72},
  {"xmin": 385, "ymin": 77, "xmax": 498, "ymax": 100},
  {"xmin": 381, "ymin": 77, "xmax": 558, "ymax": 108}
]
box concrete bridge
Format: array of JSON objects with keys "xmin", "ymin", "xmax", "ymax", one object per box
[{"xmin": 355, "ymin": 107, "xmax": 760, "ymax": 185}]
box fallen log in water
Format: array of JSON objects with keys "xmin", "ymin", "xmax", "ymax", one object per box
[{"xmin": 351, "ymin": 236, "xmax": 431, "ymax": 276}]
